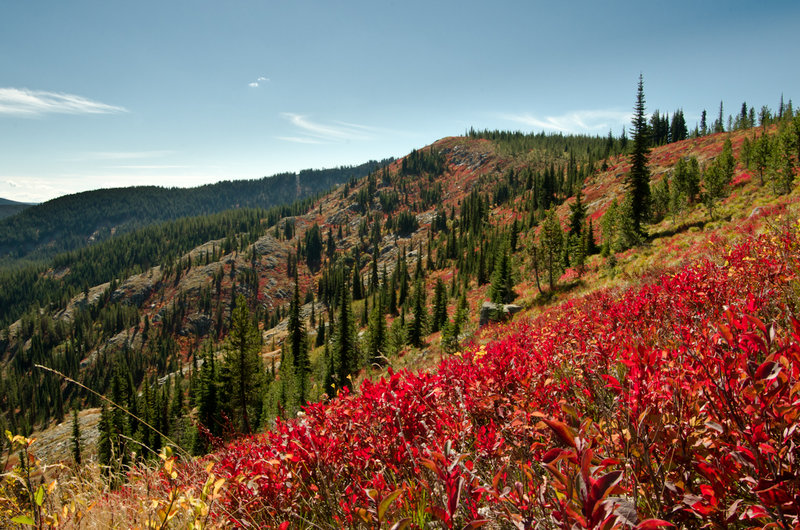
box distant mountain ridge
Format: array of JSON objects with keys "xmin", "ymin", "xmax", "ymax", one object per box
[
  {"xmin": 0, "ymin": 160, "xmax": 392, "ymax": 266},
  {"xmin": 0, "ymin": 197, "xmax": 34, "ymax": 220}
]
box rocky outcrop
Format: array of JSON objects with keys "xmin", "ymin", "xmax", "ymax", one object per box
[{"xmin": 479, "ymin": 301, "xmax": 523, "ymax": 326}]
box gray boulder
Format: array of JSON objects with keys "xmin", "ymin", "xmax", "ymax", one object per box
[{"xmin": 479, "ymin": 301, "xmax": 523, "ymax": 326}]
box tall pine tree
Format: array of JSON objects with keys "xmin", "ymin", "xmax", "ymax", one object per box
[
  {"xmin": 626, "ymin": 74, "xmax": 651, "ymax": 239},
  {"xmin": 222, "ymin": 295, "xmax": 263, "ymax": 434}
]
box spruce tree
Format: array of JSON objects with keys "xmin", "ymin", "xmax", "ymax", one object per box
[
  {"xmin": 489, "ymin": 248, "xmax": 515, "ymax": 304},
  {"xmin": 334, "ymin": 282, "xmax": 358, "ymax": 389},
  {"xmin": 540, "ymin": 208, "xmax": 564, "ymax": 291},
  {"xmin": 431, "ymin": 278, "xmax": 448, "ymax": 332},
  {"xmin": 701, "ymin": 138, "xmax": 735, "ymax": 219},
  {"xmin": 569, "ymin": 188, "xmax": 586, "ymax": 236},
  {"xmin": 223, "ymin": 295, "xmax": 263, "ymax": 434},
  {"xmin": 366, "ymin": 296, "xmax": 387, "ymax": 366},
  {"xmin": 288, "ymin": 281, "xmax": 310, "ymax": 404},
  {"xmin": 71, "ymin": 408, "xmax": 82, "ymax": 465},
  {"xmin": 97, "ymin": 403, "xmax": 114, "ymax": 475},
  {"xmin": 625, "ymin": 74, "xmax": 651, "ymax": 239},
  {"xmin": 407, "ymin": 278, "xmax": 428, "ymax": 347}
]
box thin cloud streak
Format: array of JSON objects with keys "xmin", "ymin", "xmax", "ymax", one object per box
[
  {"xmin": 275, "ymin": 136, "xmax": 326, "ymax": 145},
  {"xmin": 0, "ymin": 88, "xmax": 127, "ymax": 116},
  {"xmin": 69, "ymin": 150, "xmax": 175, "ymax": 162},
  {"xmin": 280, "ymin": 113, "xmax": 374, "ymax": 143},
  {"xmin": 501, "ymin": 109, "xmax": 632, "ymax": 134}
]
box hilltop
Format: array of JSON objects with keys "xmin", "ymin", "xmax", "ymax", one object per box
[{"xmin": 1, "ymin": 102, "xmax": 799, "ymax": 527}]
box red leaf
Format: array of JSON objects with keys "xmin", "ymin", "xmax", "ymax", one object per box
[
  {"xmin": 542, "ymin": 418, "xmax": 576, "ymax": 448},
  {"xmin": 635, "ymin": 519, "xmax": 675, "ymax": 529},
  {"xmin": 589, "ymin": 470, "xmax": 623, "ymax": 506},
  {"xmin": 755, "ymin": 360, "xmax": 781, "ymax": 381}
]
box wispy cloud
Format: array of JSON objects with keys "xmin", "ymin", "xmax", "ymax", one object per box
[
  {"xmin": 0, "ymin": 88, "xmax": 127, "ymax": 117},
  {"xmin": 68, "ymin": 150, "xmax": 175, "ymax": 162},
  {"xmin": 248, "ymin": 76, "xmax": 270, "ymax": 88},
  {"xmin": 275, "ymin": 136, "xmax": 325, "ymax": 145},
  {"xmin": 501, "ymin": 109, "xmax": 631, "ymax": 134},
  {"xmin": 106, "ymin": 164, "xmax": 190, "ymax": 170},
  {"xmin": 279, "ymin": 113, "xmax": 378, "ymax": 143}
]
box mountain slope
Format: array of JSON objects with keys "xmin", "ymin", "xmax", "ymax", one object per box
[
  {"xmin": 0, "ymin": 160, "xmax": 391, "ymax": 267},
  {"xmin": 2, "ymin": 113, "xmax": 800, "ymax": 527},
  {"xmin": 0, "ymin": 197, "xmax": 33, "ymax": 220}
]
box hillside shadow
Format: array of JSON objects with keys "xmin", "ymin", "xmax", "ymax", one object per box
[{"xmin": 647, "ymin": 219, "xmax": 708, "ymax": 242}]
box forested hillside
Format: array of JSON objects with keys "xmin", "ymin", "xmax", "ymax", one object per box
[
  {"xmin": 1, "ymin": 87, "xmax": 799, "ymax": 528},
  {"xmin": 0, "ymin": 198, "xmax": 32, "ymax": 220},
  {"xmin": 0, "ymin": 160, "xmax": 391, "ymax": 267}
]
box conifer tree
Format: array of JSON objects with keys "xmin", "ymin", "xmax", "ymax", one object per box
[
  {"xmin": 489, "ymin": 248, "xmax": 515, "ymax": 304},
  {"xmin": 288, "ymin": 281, "xmax": 310, "ymax": 404},
  {"xmin": 277, "ymin": 343, "xmax": 298, "ymax": 417},
  {"xmin": 540, "ymin": 208, "xmax": 564, "ymax": 291},
  {"xmin": 71, "ymin": 408, "xmax": 81, "ymax": 465},
  {"xmin": 431, "ymin": 278, "xmax": 448, "ymax": 332},
  {"xmin": 569, "ymin": 188, "xmax": 586, "ymax": 237},
  {"xmin": 407, "ymin": 278, "xmax": 428, "ymax": 347},
  {"xmin": 196, "ymin": 348, "xmax": 219, "ymax": 443},
  {"xmin": 366, "ymin": 296, "xmax": 387, "ymax": 366},
  {"xmin": 672, "ymin": 156, "xmax": 701, "ymax": 205},
  {"xmin": 509, "ymin": 219, "xmax": 520, "ymax": 253},
  {"xmin": 625, "ymin": 74, "xmax": 651, "ymax": 238},
  {"xmin": 97, "ymin": 403, "xmax": 114, "ymax": 476},
  {"xmin": 771, "ymin": 127, "xmax": 797, "ymax": 195},
  {"xmin": 333, "ymin": 281, "xmax": 358, "ymax": 389},
  {"xmin": 223, "ymin": 295, "xmax": 263, "ymax": 434},
  {"xmin": 702, "ymin": 138, "xmax": 735, "ymax": 219}
]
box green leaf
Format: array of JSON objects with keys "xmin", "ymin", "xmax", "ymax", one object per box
[
  {"xmin": 11, "ymin": 514, "xmax": 35, "ymax": 526},
  {"xmin": 378, "ymin": 488, "xmax": 403, "ymax": 522},
  {"xmin": 388, "ymin": 519, "xmax": 411, "ymax": 530},
  {"xmin": 34, "ymin": 485, "xmax": 44, "ymax": 507}
]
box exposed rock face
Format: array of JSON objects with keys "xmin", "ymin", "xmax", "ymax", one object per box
[
  {"xmin": 187, "ymin": 313, "xmax": 214, "ymax": 336},
  {"xmin": 479, "ymin": 301, "xmax": 523, "ymax": 326}
]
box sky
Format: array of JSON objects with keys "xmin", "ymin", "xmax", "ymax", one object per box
[{"xmin": 1, "ymin": 0, "xmax": 798, "ymax": 203}]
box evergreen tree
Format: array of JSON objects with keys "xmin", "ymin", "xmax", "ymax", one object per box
[
  {"xmin": 751, "ymin": 133, "xmax": 772, "ymax": 186},
  {"xmin": 276, "ymin": 343, "xmax": 298, "ymax": 417},
  {"xmin": 366, "ymin": 296, "xmax": 387, "ymax": 366},
  {"xmin": 672, "ymin": 156, "xmax": 701, "ymax": 205},
  {"xmin": 771, "ymin": 127, "xmax": 797, "ymax": 195},
  {"xmin": 540, "ymin": 208, "xmax": 564, "ymax": 291},
  {"xmin": 333, "ymin": 282, "xmax": 358, "ymax": 390},
  {"xmin": 509, "ymin": 219, "xmax": 520, "ymax": 252},
  {"xmin": 71, "ymin": 408, "xmax": 81, "ymax": 465},
  {"xmin": 288, "ymin": 281, "xmax": 310, "ymax": 404},
  {"xmin": 650, "ymin": 175, "xmax": 671, "ymax": 223},
  {"xmin": 195, "ymin": 348, "xmax": 219, "ymax": 445},
  {"xmin": 625, "ymin": 74, "xmax": 651, "ymax": 239},
  {"xmin": 222, "ymin": 295, "xmax": 263, "ymax": 434},
  {"xmin": 407, "ymin": 278, "xmax": 428, "ymax": 347},
  {"xmin": 489, "ymin": 248, "xmax": 515, "ymax": 304},
  {"xmin": 441, "ymin": 293, "xmax": 468, "ymax": 354},
  {"xmin": 702, "ymin": 138, "xmax": 735, "ymax": 219},
  {"xmin": 304, "ymin": 223, "xmax": 323, "ymax": 271},
  {"xmin": 97, "ymin": 403, "xmax": 115, "ymax": 476},
  {"xmin": 670, "ymin": 109, "xmax": 688, "ymax": 142},
  {"xmin": 431, "ymin": 278, "xmax": 449, "ymax": 332},
  {"xmin": 569, "ymin": 188, "xmax": 586, "ymax": 237}
]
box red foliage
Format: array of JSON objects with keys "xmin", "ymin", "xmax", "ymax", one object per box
[{"xmin": 200, "ymin": 224, "xmax": 800, "ymax": 528}]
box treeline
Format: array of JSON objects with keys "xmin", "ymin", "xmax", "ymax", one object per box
[{"xmin": 0, "ymin": 159, "xmax": 392, "ymax": 267}]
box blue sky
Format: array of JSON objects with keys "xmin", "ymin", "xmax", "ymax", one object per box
[{"xmin": 1, "ymin": 0, "xmax": 797, "ymax": 203}]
